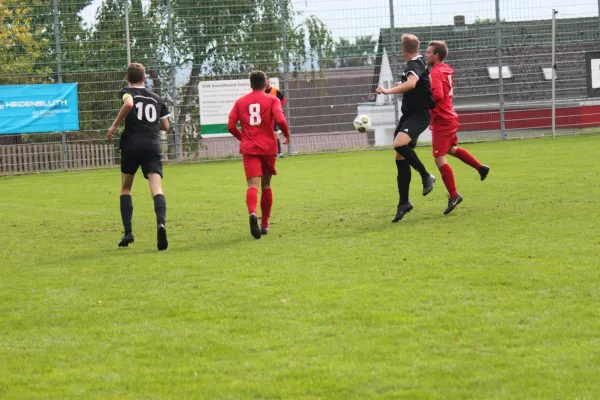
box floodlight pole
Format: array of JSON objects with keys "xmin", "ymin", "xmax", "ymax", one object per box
[
  {"xmin": 125, "ymin": 0, "xmax": 131, "ymax": 65},
  {"xmin": 389, "ymin": 0, "xmax": 400, "ymax": 124},
  {"xmin": 52, "ymin": 0, "xmax": 69, "ymax": 170},
  {"xmin": 495, "ymin": 0, "xmax": 506, "ymax": 140},
  {"xmin": 52, "ymin": 0, "xmax": 62, "ymax": 84},
  {"xmin": 166, "ymin": 0, "xmax": 181, "ymax": 160},
  {"xmin": 552, "ymin": 10, "xmax": 558, "ymax": 140},
  {"xmin": 280, "ymin": 0, "xmax": 292, "ymax": 156}
]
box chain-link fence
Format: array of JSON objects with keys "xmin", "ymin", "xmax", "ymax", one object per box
[{"xmin": 1, "ymin": 0, "xmax": 599, "ymax": 175}]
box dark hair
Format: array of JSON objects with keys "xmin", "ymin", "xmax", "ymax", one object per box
[
  {"xmin": 250, "ymin": 71, "xmax": 267, "ymax": 90},
  {"xmin": 127, "ymin": 63, "xmax": 145, "ymax": 84},
  {"xmin": 428, "ymin": 41, "xmax": 448, "ymax": 62},
  {"xmin": 401, "ymin": 34, "xmax": 420, "ymax": 54}
]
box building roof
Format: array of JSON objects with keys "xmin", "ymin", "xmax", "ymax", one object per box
[
  {"xmin": 373, "ymin": 17, "xmax": 600, "ymax": 103},
  {"xmin": 287, "ymin": 67, "xmax": 374, "ymax": 134},
  {"xmin": 377, "ymin": 17, "xmax": 600, "ymax": 52}
]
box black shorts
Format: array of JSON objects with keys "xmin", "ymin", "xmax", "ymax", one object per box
[
  {"xmin": 394, "ymin": 112, "xmax": 431, "ymax": 148},
  {"xmin": 120, "ymin": 148, "xmax": 163, "ymax": 179}
]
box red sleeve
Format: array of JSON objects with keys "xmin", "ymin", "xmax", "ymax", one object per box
[
  {"xmin": 272, "ymin": 98, "xmax": 290, "ymax": 138},
  {"xmin": 430, "ymin": 69, "xmax": 444, "ymax": 104},
  {"xmin": 227, "ymin": 101, "xmax": 242, "ymax": 140}
]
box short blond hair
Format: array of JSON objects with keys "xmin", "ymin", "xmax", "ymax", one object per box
[{"xmin": 402, "ymin": 34, "xmax": 420, "ymax": 54}]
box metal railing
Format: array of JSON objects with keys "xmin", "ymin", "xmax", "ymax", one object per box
[{"xmin": 1, "ymin": 0, "xmax": 599, "ymax": 175}]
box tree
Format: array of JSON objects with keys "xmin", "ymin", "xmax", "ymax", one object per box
[
  {"xmin": 330, "ymin": 35, "xmax": 377, "ymax": 68},
  {"xmin": 64, "ymin": 0, "xmax": 165, "ymax": 133},
  {"xmin": 0, "ymin": 0, "xmax": 51, "ymax": 84},
  {"xmin": 1, "ymin": 0, "xmax": 334, "ymax": 144},
  {"xmin": 167, "ymin": 0, "xmax": 335, "ymax": 137}
]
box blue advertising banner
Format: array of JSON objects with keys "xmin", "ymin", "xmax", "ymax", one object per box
[{"xmin": 0, "ymin": 83, "xmax": 79, "ymax": 134}]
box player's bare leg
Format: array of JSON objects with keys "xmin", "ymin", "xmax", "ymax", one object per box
[
  {"xmin": 149, "ymin": 173, "xmax": 168, "ymax": 251},
  {"xmin": 392, "ymin": 152, "xmax": 414, "ymax": 223},
  {"xmin": 118, "ymin": 174, "xmax": 136, "ymax": 247},
  {"xmin": 393, "ymin": 132, "xmax": 435, "ymax": 195},
  {"xmin": 260, "ymin": 174, "xmax": 273, "ymax": 235},
  {"xmin": 448, "ymin": 146, "xmax": 490, "ymax": 181},
  {"xmin": 435, "ymin": 154, "xmax": 463, "ymax": 215},
  {"xmin": 247, "ymin": 176, "xmax": 262, "ymax": 239}
]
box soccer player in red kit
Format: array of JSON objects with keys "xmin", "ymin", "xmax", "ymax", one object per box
[
  {"xmin": 426, "ymin": 41, "xmax": 491, "ymax": 215},
  {"xmin": 228, "ymin": 71, "xmax": 291, "ymax": 239}
]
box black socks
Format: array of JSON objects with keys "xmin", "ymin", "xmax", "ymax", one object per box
[
  {"xmin": 395, "ymin": 145, "xmax": 430, "ymax": 182},
  {"xmin": 120, "ymin": 195, "xmax": 133, "ymax": 234},
  {"xmin": 153, "ymin": 194, "xmax": 167, "ymax": 226},
  {"xmin": 395, "ymin": 159, "xmax": 411, "ymax": 206}
]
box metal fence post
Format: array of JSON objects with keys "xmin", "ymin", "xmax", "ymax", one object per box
[
  {"xmin": 52, "ymin": 0, "xmax": 62, "ymax": 84},
  {"xmin": 280, "ymin": 0, "xmax": 292, "ymax": 156},
  {"xmin": 124, "ymin": 0, "xmax": 131, "ymax": 65},
  {"xmin": 52, "ymin": 0, "xmax": 68, "ymax": 170},
  {"xmin": 495, "ymin": 0, "xmax": 506, "ymax": 140},
  {"xmin": 167, "ymin": 0, "xmax": 181, "ymax": 161},
  {"xmin": 389, "ymin": 0, "xmax": 400, "ymax": 125},
  {"xmin": 61, "ymin": 133, "xmax": 68, "ymax": 170},
  {"xmin": 552, "ymin": 9, "xmax": 558, "ymax": 140}
]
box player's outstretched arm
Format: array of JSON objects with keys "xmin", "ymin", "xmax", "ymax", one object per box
[
  {"xmin": 159, "ymin": 117, "xmax": 170, "ymax": 132},
  {"xmin": 376, "ymin": 74, "xmax": 418, "ymax": 95},
  {"xmin": 272, "ymin": 98, "xmax": 290, "ymax": 144},
  {"xmin": 107, "ymin": 95, "xmax": 134, "ymax": 139}
]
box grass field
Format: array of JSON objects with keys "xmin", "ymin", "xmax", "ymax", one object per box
[{"xmin": 1, "ymin": 135, "xmax": 599, "ymax": 399}]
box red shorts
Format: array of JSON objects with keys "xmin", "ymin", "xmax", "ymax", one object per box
[
  {"xmin": 243, "ymin": 154, "xmax": 277, "ymax": 180},
  {"xmin": 432, "ymin": 129, "xmax": 458, "ymax": 157}
]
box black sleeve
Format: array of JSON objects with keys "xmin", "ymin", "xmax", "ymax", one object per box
[
  {"xmin": 160, "ymin": 99, "xmax": 170, "ymax": 119},
  {"xmin": 276, "ymin": 90, "xmax": 285, "ymax": 102},
  {"xmin": 405, "ymin": 60, "xmax": 426, "ymax": 79}
]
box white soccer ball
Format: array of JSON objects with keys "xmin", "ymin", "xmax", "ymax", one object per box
[{"xmin": 353, "ymin": 115, "xmax": 373, "ymax": 133}]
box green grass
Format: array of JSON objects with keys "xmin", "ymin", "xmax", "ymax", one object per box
[{"xmin": 1, "ymin": 135, "xmax": 599, "ymax": 399}]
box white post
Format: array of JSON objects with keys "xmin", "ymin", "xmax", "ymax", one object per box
[{"xmin": 552, "ymin": 9, "xmax": 558, "ymax": 140}]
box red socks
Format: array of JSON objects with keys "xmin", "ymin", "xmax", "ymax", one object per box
[
  {"xmin": 260, "ymin": 188, "xmax": 273, "ymax": 227},
  {"xmin": 246, "ymin": 187, "xmax": 258, "ymax": 214},
  {"xmin": 247, "ymin": 187, "xmax": 273, "ymax": 226},
  {"xmin": 439, "ymin": 164, "xmax": 458, "ymax": 198},
  {"xmin": 453, "ymin": 148, "xmax": 482, "ymax": 170}
]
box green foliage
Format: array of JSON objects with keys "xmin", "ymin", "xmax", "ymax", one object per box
[
  {"xmin": 0, "ymin": 0, "xmax": 51, "ymax": 84},
  {"xmin": 327, "ymin": 35, "xmax": 378, "ymax": 68},
  {"xmin": 0, "ymin": 0, "xmax": 334, "ymax": 136},
  {"xmin": 1, "ymin": 136, "xmax": 600, "ymax": 398}
]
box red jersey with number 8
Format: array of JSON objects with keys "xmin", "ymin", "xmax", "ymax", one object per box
[
  {"xmin": 429, "ymin": 63, "xmax": 459, "ymax": 133},
  {"xmin": 228, "ymin": 90, "xmax": 290, "ymax": 155}
]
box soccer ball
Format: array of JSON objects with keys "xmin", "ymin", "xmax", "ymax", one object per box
[{"xmin": 353, "ymin": 115, "xmax": 373, "ymax": 133}]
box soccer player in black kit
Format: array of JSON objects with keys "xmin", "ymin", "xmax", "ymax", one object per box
[
  {"xmin": 377, "ymin": 34, "xmax": 436, "ymax": 222},
  {"xmin": 107, "ymin": 63, "xmax": 171, "ymax": 251}
]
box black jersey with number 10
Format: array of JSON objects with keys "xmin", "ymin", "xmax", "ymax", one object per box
[{"xmin": 119, "ymin": 87, "xmax": 170, "ymax": 151}]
